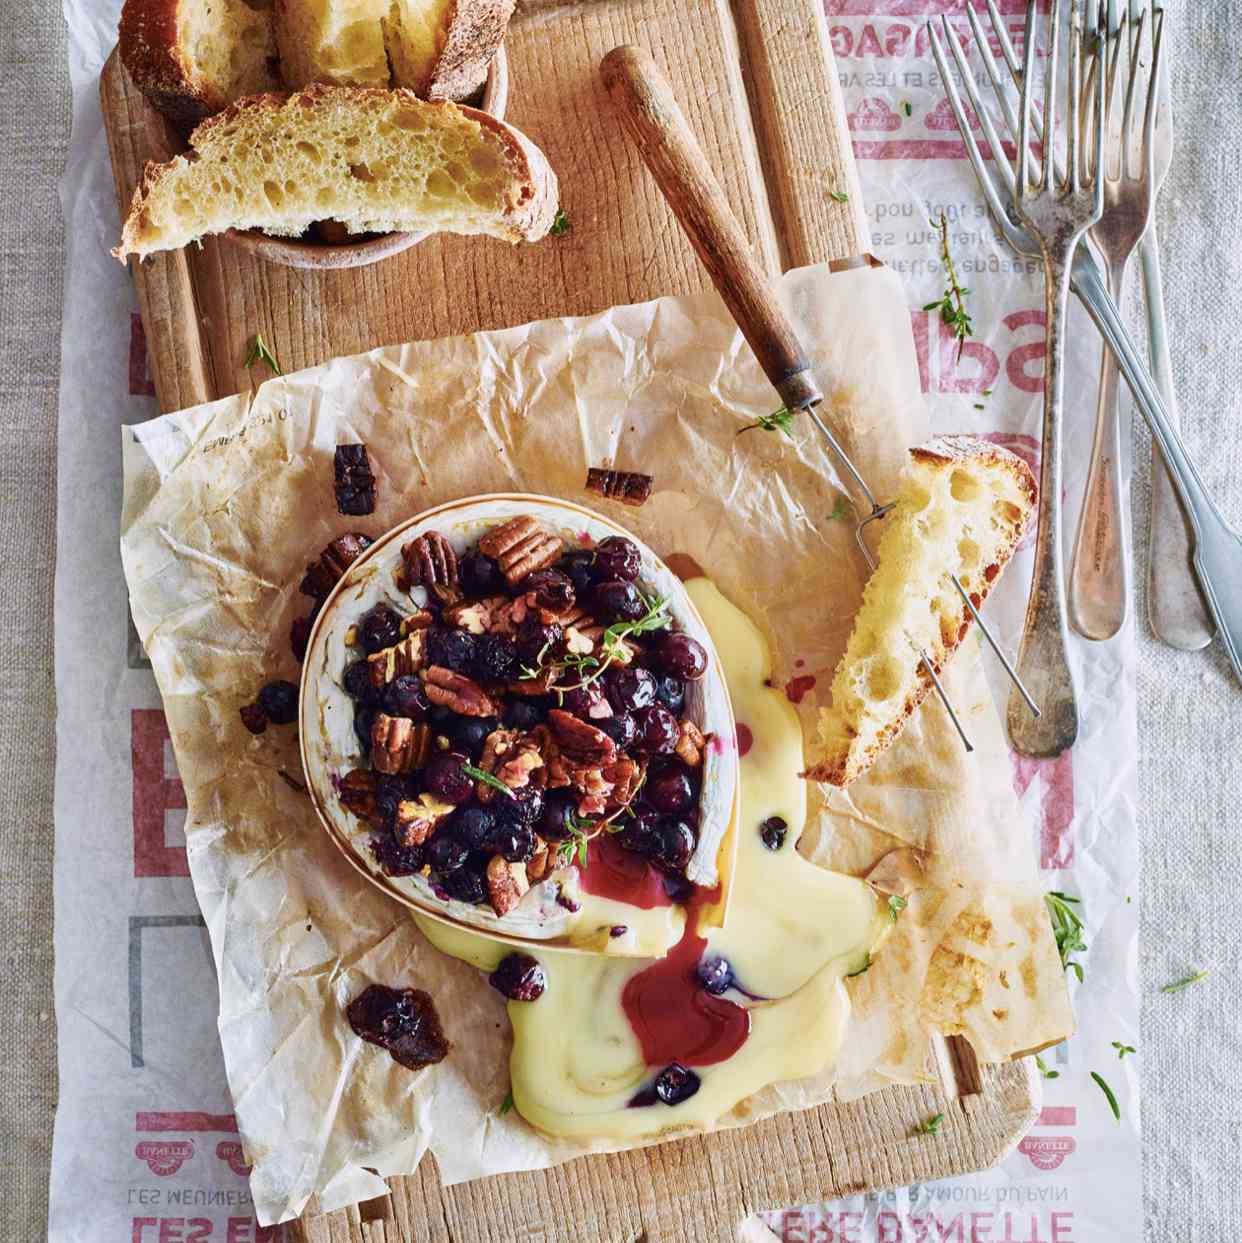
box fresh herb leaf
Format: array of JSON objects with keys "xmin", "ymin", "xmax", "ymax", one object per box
[
  {"xmin": 549, "ymin": 208, "xmax": 570, "ymax": 236},
  {"xmin": 829, "ymin": 188, "xmax": 850, "ymax": 203},
  {"xmin": 1045, "ymin": 891, "xmax": 1086, "ymax": 982},
  {"xmin": 925, "ymin": 214, "xmax": 974, "ymax": 362},
  {"xmin": 902, "ymin": 101, "xmax": 913, "ymax": 117},
  {"xmin": 974, "ymin": 403, "xmax": 985, "ymax": 410},
  {"xmin": 499, "ymin": 1089, "xmax": 514, "ymax": 1116},
  {"xmin": 846, "ymin": 953, "xmax": 872, "ymax": 978},
  {"xmin": 1034, "ymin": 1054, "xmax": 1059, "ymax": 1080},
  {"xmin": 914, "ymin": 1112, "xmax": 945, "ymax": 1136},
  {"xmin": 462, "ymin": 763, "xmax": 516, "ymax": 799},
  {"xmin": 1111, "ymin": 1041, "xmax": 1136, "ymax": 1059},
  {"xmin": 738, "ymin": 406, "xmax": 796, "ymax": 438},
  {"xmin": 827, "ymin": 496, "xmax": 851, "ymax": 522},
  {"xmin": 888, "ymin": 894, "xmax": 907, "ymax": 922},
  {"xmin": 1091, "ymin": 1071, "xmax": 1121, "ymax": 1123},
  {"xmin": 242, "ymin": 332, "xmax": 282, "ymax": 375},
  {"xmin": 1161, "ymin": 970, "xmax": 1208, "ymax": 993}
]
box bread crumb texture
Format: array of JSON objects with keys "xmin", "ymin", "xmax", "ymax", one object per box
[
  {"xmin": 116, "ymin": 84, "xmax": 557, "ymax": 257},
  {"xmin": 806, "ymin": 435, "xmax": 1035, "ymax": 787}
]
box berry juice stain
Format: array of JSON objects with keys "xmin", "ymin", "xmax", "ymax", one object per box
[
  {"xmin": 621, "ymin": 887, "xmax": 750, "ymax": 1068},
  {"xmin": 784, "ymin": 675, "xmax": 816, "ymax": 704},
  {"xmin": 736, "ymin": 723, "xmax": 754, "ymax": 757},
  {"xmin": 579, "ymin": 834, "xmax": 674, "ymax": 910}
]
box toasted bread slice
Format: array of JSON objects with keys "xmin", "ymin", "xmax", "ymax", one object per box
[
  {"xmin": 383, "ymin": 0, "xmax": 516, "ymax": 99},
  {"xmin": 120, "ymin": 0, "xmax": 281, "ymax": 126},
  {"xmin": 803, "ymin": 435, "xmax": 1036, "ymax": 787},
  {"xmin": 113, "ymin": 84, "xmax": 559, "ymax": 259}
]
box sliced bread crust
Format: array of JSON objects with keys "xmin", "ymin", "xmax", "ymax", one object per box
[
  {"xmin": 396, "ymin": 0, "xmax": 517, "ymax": 100},
  {"xmin": 803, "ymin": 434, "xmax": 1036, "ymax": 787},
  {"xmin": 113, "ymin": 83, "xmax": 558, "ymax": 259},
  {"xmin": 119, "ymin": 0, "xmax": 280, "ymax": 127}
]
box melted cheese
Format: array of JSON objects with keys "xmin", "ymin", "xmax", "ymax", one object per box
[{"xmin": 417, "ymin": 578, "xmax": 887, "ymax": 1139}]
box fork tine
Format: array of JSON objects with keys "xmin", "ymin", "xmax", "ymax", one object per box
[
  {"xmin": 1093, "ymin": 0, "xmax": 1107, "ymax": 213},
  {"xmin": 1043, "ymin": 0, "xmax": 1061, "ymax": 189},
  {"xmin": 1018, "ymin": 0, "xmax": 1038, "ymax": 199},
  {"xmin": 1142, "ymin": 8, "xmax": 1165, "ymax": 179},
  {"xmin": 1067, "ymin": 0, "xmax": 1083, "ymax": 190},
  {"xmin": 964, "ymin": 2, "xmax": 1023, "ymax": 188},
  {"xmin": 1121, "ymin": 7, "xmax": 1147, "ymax": 176}
]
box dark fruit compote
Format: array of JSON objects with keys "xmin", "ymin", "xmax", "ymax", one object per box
[{"xmin": 331, "ymin": 514, "xmax": 715, "ymax": 919}]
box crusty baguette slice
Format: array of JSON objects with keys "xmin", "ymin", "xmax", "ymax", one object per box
[
  {"xmin": 803, "ymin": 435, "xmax": 1036, "ymax": 787},
  {"xmin": 383, "ymin": 0, "xmax": 516, "ymax": 100},
  {"xmin": 119, "ymin": 0, "xmax": 281, "ymax": 127},
  {"xmin": 273, "ymin": 0, "xmax": 391, "ymax": 88},
  {"xmin": 113, "ymin": 84, "xmax": 559, "ymax": 259}
]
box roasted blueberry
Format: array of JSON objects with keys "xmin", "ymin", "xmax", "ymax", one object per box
[
  {"xmin": 459, "ymin": 551, "xmax": 507, "ymax": 597},
  {"xmin": 696, "ymin": 955, "xmax": 734, "ymax": 995},
  {"xmin": 598, "ymin": 712, "xmax": 637, "ymax": 749},
  {"xmin": 426, "ymin": 833, "xmax": 470, "ymax": 874},
  {"xmin": 604, "ymin": 666, "xmax": 656, "ymax": 714},
  {"xmin": 654, "ymin": 1062, "xmax": 700, "ymax": 1105},
  {"xmin": 346, "ymin": 984, "xmax": 449, "ymax": 1070},
  {"xmin": 503, "ymin": 698, "xmax": 544, "ymax": 731},
  {"xmin": 655, "ymin": 633, "xmax": 708, "ymax": 681},
  {"xmin": 489, "ymin": 952, "xmax": 547, "ymax": 1001},
  {"xmin": 634, "ymin": 703, "xmax": 679, "ymax": 753},
  {"xmin": 496, "ymin": 785, "xmax": 544, "ymax": 830},
  {"xmin": 652, "ymin": 819, "xmax": 695, "ymax": 874},
  {"xmin": 358, "ymin": 604, "xmax": 403, "ymax": 655},
  {"xmin": 343, "ymin": 659, "xmax": 380, "ymax": 703},
  {"xmin": 453, "ymin": 805, "xmax": 496, "ymax": 850},
  {"xmin": 423, "ymin": 752, "xmax": 474, "ymax": 803},
  {"xmin": 653, "ymin": 674, "xmax": 685, "ymax": 713},
  {"xmin": 644, "ymin": 761, "xmax": 695, "ymax": 814},
  {"xmin": 535, "ymin": 789, "xmax": 577, "ymax": 842},
  {"xmin": 558, "ymin": 549, "xmax": 596, "ymax": 597},
  {"xmin": 427, "ymin": 626, "xmax": 478, "ymax": 673},
  {"xmin": 592, "ymin": 580, "xmax": 646, "ymax": 624},
  {"xmin": 374, "ymin": 773, "xmax": 409, "ymax": 826},
  {"xmin": 759, "ymin": 815, "xmax": 788, "ymax": 852},
  {"xmin": 444, "ymin": 865, "xmax": 487, "ymax": 904},
  {"xmin": 354, "ymin": 706, "xmax": 378, "ymax": 753},
  {"xmin": 615, "ymin": 810, "xmax": 660, "ymax": 857},
  {"xmin": 471, "ymin": 634, "xmax": 519, "ymax": 682},
  {"xmin": 370, "ymin": 834, "xmax": 423, "ymax": 877},
  {"xmin": 445, "ymin": 713, "xmax": 496, "ymax": 757},
  {"xmin": 256, "ymin": 679, "xmax": 299, "ymax": 725},
  {"xmin": 591, "ymin": 536, "xmax": 641, "ymax": 583},
  {"xmin": 560, "ymin": 681, "xmax": 612, "ymax": 720},
  {"xmin": 520, "ymin": 568, "xmax": 575, "ymax": 613},
  {"xmin": 489, "ymin": 823, "xmax": 537, "ymax": 863},
  {"xmin": 515, "ymin": 617, "xmax": 563, "ymax": 667},
  {"xmin": 383, "ymin": 674, "xmax": 430, "ymax": 719}
]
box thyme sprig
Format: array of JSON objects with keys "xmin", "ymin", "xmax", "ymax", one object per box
[
  {"xmin": 914, "ymin": 1112, "xmax": 945, "ymax": 1136},
  {"xmin": 242, "ymin": 332, "xmax": 282, "ymax": 375},
  {"xmin": 1111, "ymin": 1041, "xmax": 1136, "ymax": 1059},
  {"xmin": 1045, "ymin": 891, "xmax": 1086, "ymax": 983},
  {"xmin": 553, "ymin": 774, "xmax": 648, "ymax": 871},
  {"xmin": 1035, "ymin": 1054, "xmax": 1059, "ymax": 1080},
  {"xmin": 737, "ymin": 406, "xmax": 795, "ymax": 438},
  {"xmin": 923, "ymin": 214, "xmax": 974, "ymax": 362}
]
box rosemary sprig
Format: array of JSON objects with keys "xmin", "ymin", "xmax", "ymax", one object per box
[
  {"xmin": 888, "ymin": 894, "xmax": 907, "ymax": 922},
  {"xmin": 1045, "ymin": 891, "xmax": 1086, "ymax": 983},
  {"xmin": 1034, "ymin": 1054, "xmax": 1059, "ymax": 1080},
  {"xmin": 923, "ymin": 214, "xmax": 974, "ymax": 362},
  {"xmin": 549, "ymin": 208, "xmax": 570, "ymax": 236},
  {"xmin": 1111, "ymin": 1041, "xmax": 1136, "ymax": 1060},
  {"xmin": 462, "ymin": 763, "xmax": 515, "ymax": 800},
  {"xmin": 1091, "ymin": 1071, "xmax": 1121, "ymax": 1123},
  {"xmin": 737, "ymin": 406, "xmax": 795, "ymax": 438},
  {"xmin": 242, "ymin": 332, "xmax": 282, "ymax": 375},
  {"xmin": 1161, "ymin": 970, "xmax": 1208, "ymax": 994},
  {"xmin": 914, "ymin": 1112, "xmax": 945, "ymax": 1136}
]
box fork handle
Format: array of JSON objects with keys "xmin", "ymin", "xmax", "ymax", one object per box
[
  {"xmin": 1008, "ymin": 252, "xmax": 1080, "ymax": 758},
  {"xmin": 600, "ymin": 45, "xmax": 821, "ymax": 412}
]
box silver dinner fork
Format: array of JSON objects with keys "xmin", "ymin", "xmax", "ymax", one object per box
[{"xmin": 930, "ymin": 2, "xmax": 1242, "ymax": 701}]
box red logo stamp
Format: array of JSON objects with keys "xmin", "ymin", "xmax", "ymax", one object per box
[
  {"xmin": 216, "ymin": 1140, "xmax": 252, "ymax": 1176},
  {"xmin": 1018, "ymin": 1134, "xmax": 1076, "ymax": 1170},
  {"xmin": 135, "ymin": 1139, "xmax": 195, "ymax": 1176}
]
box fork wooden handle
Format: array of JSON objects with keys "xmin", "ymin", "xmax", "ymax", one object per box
[{"xmin": 600, "ymin": 45, "xmax": 821, "ymax": 412}]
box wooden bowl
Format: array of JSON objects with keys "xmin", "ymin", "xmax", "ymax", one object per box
[
  {"xmin": 298, "ymin": 494, "xmax": 739, "ymax": 954},
  {"xmin": 222, "ymin": 49, "xmax": 510, "ymax": 271}
]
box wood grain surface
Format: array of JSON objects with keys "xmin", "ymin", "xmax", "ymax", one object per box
[{"xmin": 102, "ymin": 1, "xmax": 1039, "ymax": 1238}]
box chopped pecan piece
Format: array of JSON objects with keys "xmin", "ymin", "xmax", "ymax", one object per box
[
  {"xmin": 473, "ymin": 729, "xmax": 544, "ymax": 801},
  {"xmin": 422, "ymin": 666, "xmax": 500, "ymax": 717},
  {"xmin": 547, "ymin": 708, "xmax": 616, "ymax": 766},
  {"xmin": 486, "ymin": 855, "xmax": 529, "ymax": 916},
  {"xmin": 497, "ymin": 742, "xmax": 544, "ymax": 791},
  {"xmin": 577, "ymin": 624, "xmax": 635, "ymax": 664},
  {"xmin": 674, "ymin": 719, "xmax": 706, "ymax": 767},
  {"xmin": 299, "ymin": 533, "xmax": 372, "ymax": 601},
  {"xmin": 585, "ymin": 467, "xmax": 654, "ymax": 507},
  {"xmin": 393, "ymin": 793, "xmax": 455, "ymax": 848},
  {"xmin": 477, "ymin": 516, "xmax": 562, "ymax": 587},
  {"xmin": 603, "ymin": 754, "xmax": 644, "ymax": 808},
  {"xmin": 367, "ymin": 631, "xmax": 429, "ymax": 687},
  {"xmin": 401, "ymin": 610, "xmax": 435, "ymax": 634},
  {"xmin": 563, "ymin": 626, "xmax": 596, "ymax": 656},
  {"xmin": 402, "ymin": 531, "xmax": 459, "ymax": 602},
  {"xmin": 508, "ymin": 668, "xmax": 559, "ymax": 696},
  {"xmin": 526, "ymin": 843, "xmax": 553, "ymax": 884},
  {"xmin": 334, "ymin": 444, "xmax": 377, "ymax": 516},
  {"xmin": 339, "ymin": 768, "xmax": 382, "ymax": 825},
  {"xmin": 443, "ymin": 596, "xmax": 507, "ymax": 634},
  {"xmin": 531, "ymin": 725, "xmax": 572, "ymax": 788},
  {"xmin": 371, "ymin": 715, "xmax": 433, "ymax": 774}
]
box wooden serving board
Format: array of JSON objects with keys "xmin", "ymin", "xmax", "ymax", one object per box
[{"xmin": 102, "ymin": 2, "xmax": 1038, "ymax": 1238}]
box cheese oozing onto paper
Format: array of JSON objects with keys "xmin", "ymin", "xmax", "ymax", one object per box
[{"xmin": 416, "ymin": 579, "xmax": 887, "ymax": 1139}]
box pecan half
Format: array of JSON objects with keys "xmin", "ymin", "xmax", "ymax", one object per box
[
  {"xmin": 478, "ymin": 516, "xmax": 562, "ymax": 587},
  {"xmin": 339, "ymin": 768, "xmax": 382, "ymax": 825},
  {"xmin": 547, "ymin": 708, "xmax": 616, "ymax": 766},
  {"xmin": 299, "ymin": 533, "xmax": 372, "ymax": 601},
  {"xmin": 371, "ymin": 715, "xmax": 433, "ymax": 774},
  {"xmin": 486, "ymin": 855, "xmax": 530, "ymax": 916},
  {"xmin": 367, "ymin": 631, "xmax": 429, "ymax": 687},
  {"xmin": 422, "ymin": 666, "xmax": 499, "ymax": 717},
  {"xmin": 334, "ymin": 444, "xmax": 377, "ymax": 516},
  {"xmin": 508, "ymin": 668, "xmax": 559, "ymax": 696},
  {"xmin": 443, "ymin": 596, "xmax": 508, "ymax": 635},
  {"xmin": 585, "ymin": 467, "xmax": 654, "ymax": 507},
  {"xmin": 674, "ymin": 719, "xmax": 706, "ymax": 768},
  {"xmin": 531, "ymin": 725, "xmax": 572, "ymax": 788},
  {"xmin": 526, "ymin": 843, "xmax": 553, "ymax": 884},
  {"xmin": 402, "ymin": 531, "xmax": 459, "ymax": 602},
  {"xmin": 393, "ymin": 793, "xmax": 455, "ymax": 848}
]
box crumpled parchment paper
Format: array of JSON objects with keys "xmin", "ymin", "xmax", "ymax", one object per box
[{"xmin": 119, "ymin": 260, "xmax": 1070, "ymax": 1226}]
